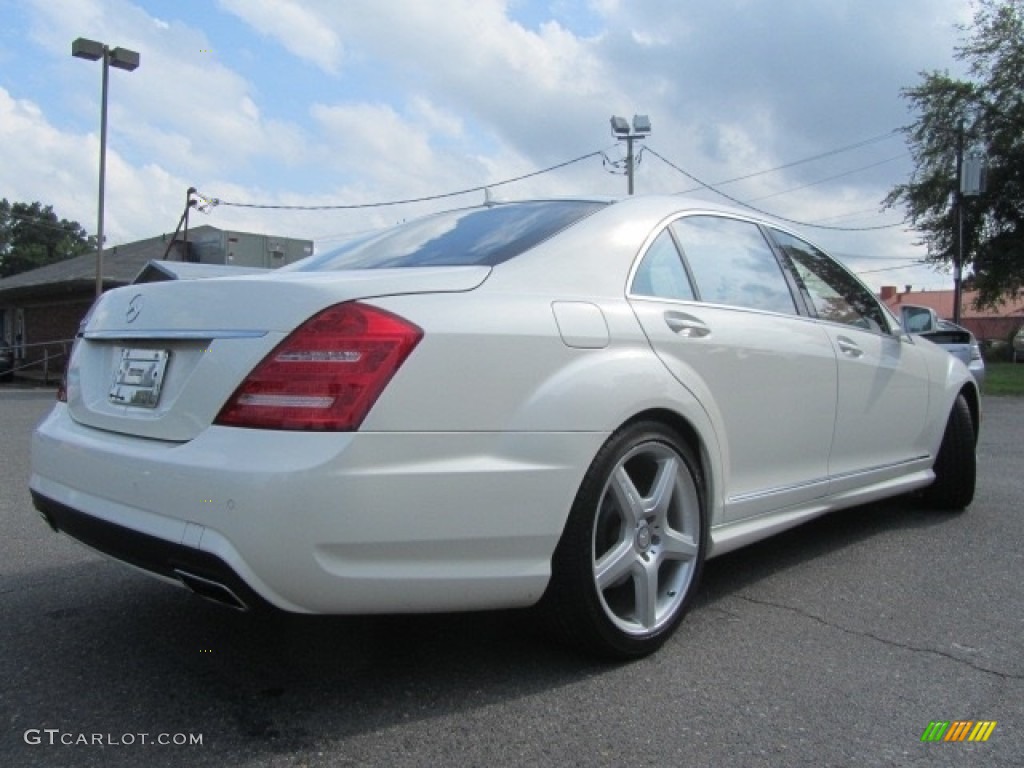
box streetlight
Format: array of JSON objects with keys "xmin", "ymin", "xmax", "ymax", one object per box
[
  {"xmin": 72, "ymin": 37, "xmax": 140, "ymax": 297},
  {"xmin": 610, "ymin": 114, "xmax": 652, "ymax": 195}
]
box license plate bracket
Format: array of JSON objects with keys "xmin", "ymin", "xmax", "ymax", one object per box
[{"xmin": 109, "ymin": 348, "xmax": 170, "ymax": 408}]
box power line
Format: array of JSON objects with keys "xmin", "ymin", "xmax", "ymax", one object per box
[
  {"xmin": 844, "ymin": 253, "xmax": 922, "ymax": 261},
  {"xmin": 645, "ymin": 146, "xmax": 905, "ymax": 232},
  {"xmin": 742, "ymin": 154, "xmax": 908, "ymax": 203},
  {"xmin": 857, "ymin": 262, "xmax": 930, "ymax": 274},
  {"xmin": 201, "ymin": 130, "xmax": 906, "ymax": 214},
  {"xmin": 203, "ymin": 151, "xmax": 605, "ymax": 211},
  {"xmin": 809, "ymin": 206, "xmax": 889, "ymax": 224},
  {"xmin": 676, "ymin": 128, "xmax": 902, "ymax": 193},
  {"xmin": 193, "ymin": 126, "xmax": 913, "ymax": 220}
]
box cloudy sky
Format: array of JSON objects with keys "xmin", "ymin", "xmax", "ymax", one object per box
[{"xmin": 0, "ymin": 0, "xmax": 975, "ymax": 289}]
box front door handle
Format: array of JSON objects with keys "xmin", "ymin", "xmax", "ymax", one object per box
[
  {"xmin": 836, "ymin": 336, "xmax": 863, "ymax": 358},
  {"xmin": 664, "ymin": 311, "xmax": 710, "ymax": 338}
]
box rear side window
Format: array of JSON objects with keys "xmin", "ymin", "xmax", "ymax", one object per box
[
  {"xmin": 671, "ymin": 216, "xmax": 796, "ymax": 314},
  {"xmin": 630, "ymin": 229, "xmax": 696, "ymax": 301},
  {"xmin": 291, "ymin": 201, "xmax": 607, "ymax": 270}
]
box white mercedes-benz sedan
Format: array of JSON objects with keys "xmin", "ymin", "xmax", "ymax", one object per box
[{"xmin": 30, "ymin": 195, "xmax": 979, "ymax": 658}]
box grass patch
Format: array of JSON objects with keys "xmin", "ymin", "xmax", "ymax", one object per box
[{"xmin": 982, "ymin": 362, "xmax": 1024, "ymax": 396}]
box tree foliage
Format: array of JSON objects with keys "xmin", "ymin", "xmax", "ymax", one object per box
[
  {"xmin": 0, "ymin": 199, "xmax": 95, "ymax": 279},
  {"xmin": 885, "ymin": 0, "xmax": 1024, "ymax": 306}
]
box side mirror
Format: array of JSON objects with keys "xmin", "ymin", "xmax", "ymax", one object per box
[{"xmin": 900, "ymin": 305, "xmax": 938, "ymax": 334}]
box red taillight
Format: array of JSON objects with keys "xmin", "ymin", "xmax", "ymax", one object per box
[{"xmin": 215, "ymin": 302, "xmax": 422, "ymax": 431}]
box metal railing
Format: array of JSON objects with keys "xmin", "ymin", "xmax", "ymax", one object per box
[{"xmin": 3, "ymin": 339, "xmax": 74, "ymax": 385}]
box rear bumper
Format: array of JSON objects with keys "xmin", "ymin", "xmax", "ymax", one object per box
[
  {"xmin": 30, "ymin": 404, "xmax": 602, "ymax": 614},
  {"xmin": 32, "ymin": 492, "xmax": 262, "ymax": 611}
]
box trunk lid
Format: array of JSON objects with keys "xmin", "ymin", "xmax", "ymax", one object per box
[{"xmin": 66, "ymin": 267, "xmax": 489, "ymax": 441}]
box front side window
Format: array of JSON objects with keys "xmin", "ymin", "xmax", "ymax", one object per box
[
  {"xmin": 771, "ymin": 229, "xmax": 889, "ymax": 333},
  {"xmin": 671, "ymin": 216, "xmax": 796, "ymax": 314},
  {"xmin": 289, "ymin": 201, "xmax": 607, "ymax": 271},
  {"xmin": 630, "ymin": 229, "xmax": 695, "ymax": 301}
]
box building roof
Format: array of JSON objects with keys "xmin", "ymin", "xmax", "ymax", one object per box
[
  {"xmin": 0, "ymin": 225, "xmax": 313, "ymax": 303},
  {"xmin": 0, "ymin": 225, "xmax": 222, "ymax": 302},
  {"xmin": 881, "ymin": 286, "xmax": 1024, "ymax": 320}
]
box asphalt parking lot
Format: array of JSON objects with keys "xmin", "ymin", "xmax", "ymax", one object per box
[{"xmin": 2, "ymin": 387, "xmax": 1022, "ymax": 768}]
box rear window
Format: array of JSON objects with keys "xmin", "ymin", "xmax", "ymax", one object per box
[{"xmin": 291, "ymin": 200, "xmax": 607, "ymax": 271}]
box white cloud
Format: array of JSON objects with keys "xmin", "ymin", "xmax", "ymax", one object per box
[
  {"xmin": 217, "ymin": 0, "xmax": 343, "ymax": 74},
  {"xmin": 409, "ymin": 97, "xmax": 464, "ymax": 139},
  {"xmin": 0, "ymin": 0, "xmax": 976, "ymax": 291},
  {"xmin": 23, "ymin": 0, "xmax": 317, "ymax": 180},
  {"xmin": 0, "ymin": 86, "xmax": 186, "ymax": 245}
]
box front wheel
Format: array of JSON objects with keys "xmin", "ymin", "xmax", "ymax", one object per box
[
  {"xmin": 920, "ymin": 394, "xmax": 976, "ymax": 510},
  {"xmin": 543, "ymin": 422, "xmax": 707, "ymax": 659}
]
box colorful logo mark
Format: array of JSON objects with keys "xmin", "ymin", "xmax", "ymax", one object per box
[{"xmin": 921, "ymin": 720, "xmax": 997, "ymax": 742}]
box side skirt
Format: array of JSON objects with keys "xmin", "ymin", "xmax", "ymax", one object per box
[{"xmin": 707, "ymin": 469, "xmax": 934, "ymax": 558}]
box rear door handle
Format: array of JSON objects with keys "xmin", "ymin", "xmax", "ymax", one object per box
[
  {"xmin": 836, "ymin": 336, "xmax": 863, "ymax": 358},
  {"xmin": 664, "ymin": 311, "xmax": 710, "ymax": 338}
]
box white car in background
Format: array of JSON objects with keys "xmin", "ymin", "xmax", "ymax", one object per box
[{"xmin": 30, "ymin": 196, "xmax": 980, "ymax": 658}]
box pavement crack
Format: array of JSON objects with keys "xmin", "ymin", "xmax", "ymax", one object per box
[{"xmin": 733, "ymin": 593, "xmax": 1023, "ymax": 681}]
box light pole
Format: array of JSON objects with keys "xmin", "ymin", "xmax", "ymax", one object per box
[
  {"xmin": 610, "ymin": 115, "xmax": 651, "ymax": 194},
  {"xmin": 72, "ymin": 37, "xmax": 140, "ymax": 297}
]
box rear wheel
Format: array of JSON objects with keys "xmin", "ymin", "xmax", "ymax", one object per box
[
  {"xmin": 920, "ymin": 394, "xmax": 976, "ymax": 510},
  {"xmin": 544, "ymin": 421, "xmax": 706, "ymax": 659}
]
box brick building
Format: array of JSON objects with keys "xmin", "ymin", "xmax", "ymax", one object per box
[
  {"xmin": 880, "ymin": 285, "xmax": 1024, "ymax": 342},
  {"xmin": 0, "ymin": 225, "xmax": 312, "ymax": 380}
]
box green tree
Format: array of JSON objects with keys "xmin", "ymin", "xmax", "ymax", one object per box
[
  {"xmin": 0, "ymin": 199, "xmax": 95, "ymax": 278},
  {"xmin": 885, "ymin": 0, "xmax": 1024, "ymax": 306}
]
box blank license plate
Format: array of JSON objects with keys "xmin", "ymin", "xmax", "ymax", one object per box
[{"xmin": 109, "ymin": 348, "xmax": 170, "ymax": 408}]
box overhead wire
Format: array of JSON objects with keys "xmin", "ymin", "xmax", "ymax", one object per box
[
  {"xmin": 199, "ymin": 129, "xmax": 908, "ymax": 223},
  {"xmin": 742, "ymin": 153, "xmax": 908, "ymax": 203},
  {"xmin": 675, "ymin": 128, "xmax": 902, "ymax": 193},
  {"xmin": 644, "ymin": 146, "xmax": 905, "ymax": 232},
  {"xmin": 202, "ymin": 151, "xmax": 605, "ymax": 211},
  {"xmin": 857, "ymin": 262, "xmax": 933, "ymax": 274}
]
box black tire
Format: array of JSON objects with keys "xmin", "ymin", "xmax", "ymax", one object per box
[
  {"xmin": 920, "ymin": 394, "xmax": 976, "ymax": 510},
  {"xmin": 543, "ymin": 421, "xmax": 706, "ymax": 659}
]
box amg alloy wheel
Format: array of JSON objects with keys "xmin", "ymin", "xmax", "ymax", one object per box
[{"xmin": 545, "ymin": 422, "xmax": 706, "ymax": 659}]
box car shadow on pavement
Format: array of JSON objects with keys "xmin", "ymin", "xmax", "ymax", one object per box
[
  {"xmin": 3, "ymin": 498, "xmax": 962, "ymax": 767},
  {"xmin": 697, "ymin": 498, "xmax": 964, "ymax": 605},
  {"xmin": 3, "ymin": 556, "xmax": 603, "ymax": 766}
]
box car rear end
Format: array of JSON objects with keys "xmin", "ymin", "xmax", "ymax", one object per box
[
  {"xmin": 922, "ymin": 321, "xmax": 986, "ymax": 387},
  {"xmin": 30, "ymin": 201, "xmax": 615, "ymax": 615}
]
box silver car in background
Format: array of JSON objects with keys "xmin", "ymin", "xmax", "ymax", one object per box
[{"xmin": 899, "ymin": 305, "xmax": 986, "ymax": 387}]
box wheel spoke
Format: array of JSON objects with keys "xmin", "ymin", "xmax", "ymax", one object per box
[
  {"xmin": 660, "ymin": 528, "xmax": 698, "ymax": 561},
  {"xmin": 610, "ymin": 465, "xmax": 644, "ymax": 527},
  {"xmin": 646, "ymin": 457, "xmax": 678, "ymax": 521},
  {"xmin": 634, "ymin": 560, "xmax": 659, "ymax": 629},
  {"xmin": 594, "ymin": 539, "xmax": 636, "ymax": 589}
]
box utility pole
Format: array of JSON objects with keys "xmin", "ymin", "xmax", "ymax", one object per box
[
  {"xmin": 955, "ymin": 121, "xmax": 987, "ymax": 326},
  {"xmin": 610, "ymin": 115, "xmax": 652, "ymax": 195},
  {"xmin": 954, "ymin": 122, "xmax": 964, "ymax": 326}
]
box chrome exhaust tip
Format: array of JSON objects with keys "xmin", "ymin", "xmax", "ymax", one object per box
[{"xmin": 174, "ymin": 568, "xmax": 248, "ymax": 611}]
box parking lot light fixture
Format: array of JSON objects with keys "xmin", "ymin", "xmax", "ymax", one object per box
[
  {"xmin": 72, "ymin": 37, "xmax": 140, "ymax": 297},
  {"xmin": 610, "ymin": 114, "xmax": 652, "ymax": 195}
]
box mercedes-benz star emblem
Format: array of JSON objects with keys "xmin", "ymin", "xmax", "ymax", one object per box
[{"xmin": 126, "ymin": 294, "xmax": 144, "ymax": 323}]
